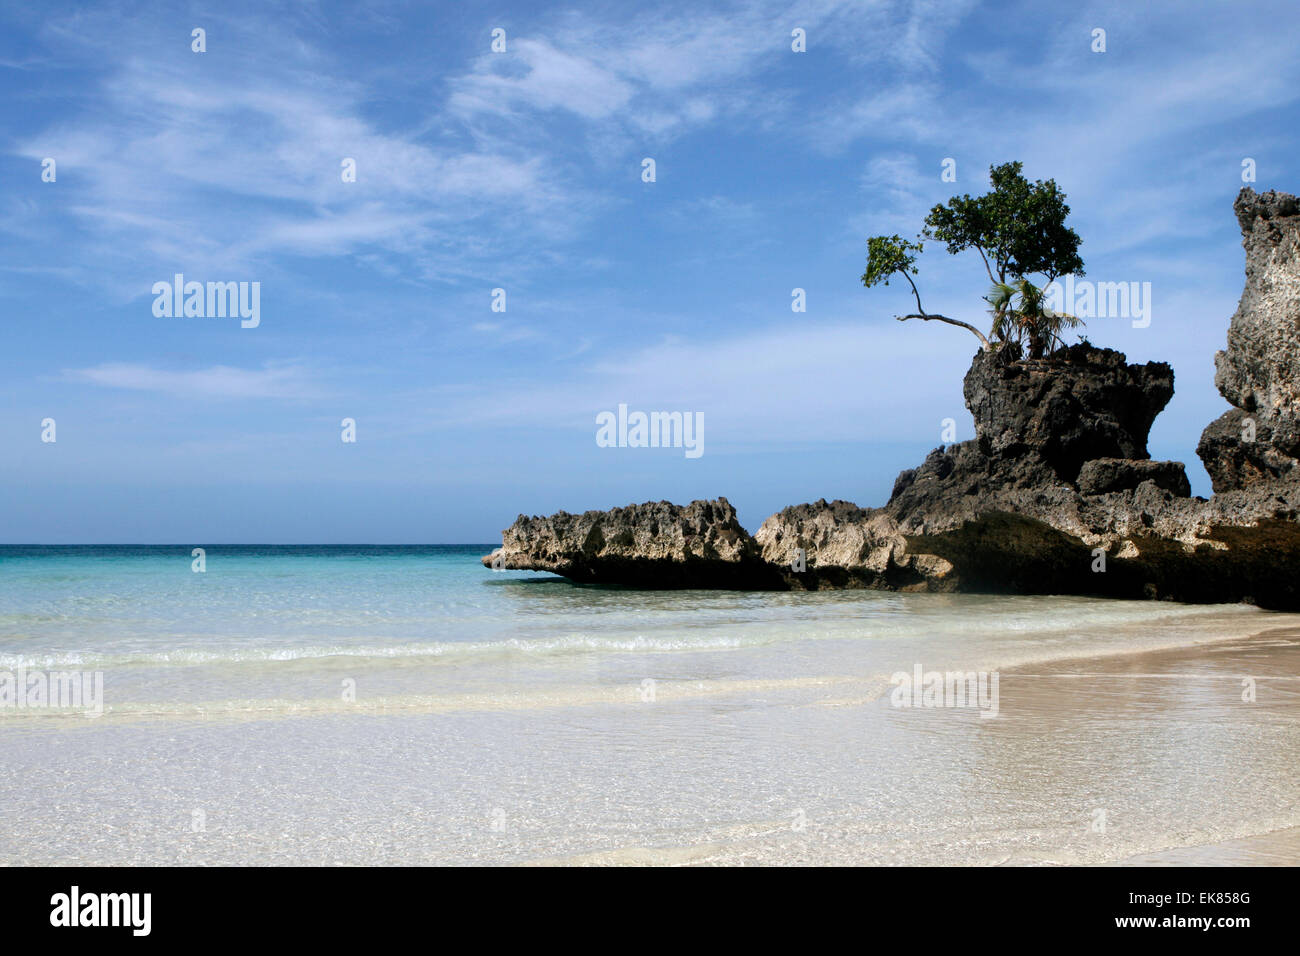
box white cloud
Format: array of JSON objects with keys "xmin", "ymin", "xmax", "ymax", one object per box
[
  {"xmin": 450, "ymin": 38, "xmax": 636, "ymax": 120},
  {"xmin": 446, "ymin": 0, "xmax": 941, "ymax": 153},
  {"xmin": 64, "ymin": 362, "xmax": 323, "ymax": 400},
  {"xmin": 11, "ymin": 16, "xmax": 580, "ymax": 291}
]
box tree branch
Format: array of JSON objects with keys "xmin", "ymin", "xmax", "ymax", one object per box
[
  {"xmin": 893, "ymin": 266, "xmax": 993, "ymax": 350},
  {"xmin": 897, "ymin": 312, "xmax": 992, "ymax": 350},
  {"xmin": 900, "ymin": 270, "xmax": 926, "ymax": 316}
]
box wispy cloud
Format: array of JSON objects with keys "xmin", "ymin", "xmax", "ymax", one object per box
[
  {"xmin": 64, "ymin": 362, "xmax": 323, "ymax": 400},
  {"xmin": 9, "ymin": 12, "xmax": 582, "ymax": 293},
  {"xmin": 447, "ymin": 0, "xmax": 948, "ymax": 157}
]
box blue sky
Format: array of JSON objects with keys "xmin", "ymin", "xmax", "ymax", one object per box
[{"xmin": 2, "ymin": 0, "xmax": 1298, "ymax": 543}]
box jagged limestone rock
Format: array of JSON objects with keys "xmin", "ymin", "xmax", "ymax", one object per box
[
  {"xmin": 1199, "ymin": 188, "xmax": 1300, "ymax": 491},
  {"xmin": 481, "ymin": 497, "xmax": 781, "ymax": 588}
]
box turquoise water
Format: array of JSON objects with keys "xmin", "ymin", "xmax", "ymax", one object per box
[
  {"xmin": 3, "ymin": 545, "xmax": 1300, "ymax": 864},
  {"xmin": 0, "ymin": 544, "xmax": 1275, "ymax": 671},
  {"xmin": 2, "ymin": 545, "xmax": 533, "ymax": 666}
]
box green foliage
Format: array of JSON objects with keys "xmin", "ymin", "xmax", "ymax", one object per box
[
  {"xmin": 861, "ymin": 235, "xmax": 923, "ymax": 289},
  {"xmin": 923, "ymin": 161, "xmax": 1084, "ymax": 283},
  {"xmin": 985, "ymin": 278, "xmax": 1083, "ymax": 359}
]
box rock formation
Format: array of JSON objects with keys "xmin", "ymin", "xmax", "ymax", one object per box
[
  {"xmin": 961, "ymin": 344, "xmax": 1174, "ymax": 485},
  {"xmin": 485, "ymin": 188, "xmax": 1300, "ymax": 609},
  {"xmin": 1197, "ymin": 188, "xmax": 1300, "ymax": 491},
  {"xmin": 483, "ymin": 498, "xmax": 783, "ymax": 588}
]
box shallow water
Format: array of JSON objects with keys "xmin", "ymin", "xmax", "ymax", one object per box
[{"xmin": 1, "ymin": 545, "xmax": 1297, "ymax": 864}]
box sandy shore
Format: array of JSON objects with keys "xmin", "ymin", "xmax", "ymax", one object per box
[
  {"xmin": 538, "ymin": 620, "xmax": 1300, "ymax": 866},
  {"xmin": 1108, "ymin": 624, "xmax": 1300, "ymax": 866},
  {"xmin": 1117, "ymin": 824, "xmax": 1300, "ymax": 865},
  {"xmin": 1002, "ymin": 624, "xmax": 1300, "ymax": 867}
]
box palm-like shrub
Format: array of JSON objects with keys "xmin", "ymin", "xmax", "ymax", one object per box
[{"xmin": 985, "ymin": 279, "xmax": 1083, "ymax": 359}]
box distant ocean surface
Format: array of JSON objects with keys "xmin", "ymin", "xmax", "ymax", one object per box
[{"xmin": 3, "ymin": 544, "xmax": 1300, "ymax": 865}]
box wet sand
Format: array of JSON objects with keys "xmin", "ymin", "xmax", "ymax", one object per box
[
  {"xmin": 537, "ymin": 621, "xmax": 1300, "ymax": 866},
  {"xmin": 1002, "ymin": 625, "xmax": 1300, "ymax": 867},
  {"xmin": 1117, "ymin": 824, "xmax": 1300, "ymax": 865}
]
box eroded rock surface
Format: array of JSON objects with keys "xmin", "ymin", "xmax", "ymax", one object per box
[
  {"xmin": 481, "ymin": 497, "xmax": 782, "ymax": 588},
  {"xmin": 1198, "ymin": 188, "xmax": 1300, "ymax": 492},
  {"xmin": 963, "ymin": 344, "xmax": 1173, "ymax": 484},
  {"xmin": 1077, "ymin": 458, "xmax": 1191, "ymax": 497}
]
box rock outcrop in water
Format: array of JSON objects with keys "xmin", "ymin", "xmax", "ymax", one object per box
[
  {"xmin": 483, "ymin": 498, "xmax": 783, "ymax": 588},
  {"xmin": 484, "ymin": 188, "xmax": 1300, "ymax": 609}
]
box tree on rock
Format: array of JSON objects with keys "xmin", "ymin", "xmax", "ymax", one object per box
[{"xmin": 862, "ymin": 162, "xmax": 1085, "ymax": 359}]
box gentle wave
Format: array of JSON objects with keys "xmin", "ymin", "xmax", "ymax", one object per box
[
  {"xmin": 0, "ymin": 630, "xmax": 782, "ymax": 670},
  {"xmin": 0, "ymin": 600, "xmax": 1274, "ymax": 671},
  {"xmin": 0, "ymin": 674, "xmax": 887, "ymax": 725}
]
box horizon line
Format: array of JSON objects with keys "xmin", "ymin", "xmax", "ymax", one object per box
[{"xmin": 0, "ymin": 542, "xmax": 501, "ymax": 548}]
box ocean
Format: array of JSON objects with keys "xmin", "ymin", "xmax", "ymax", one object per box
[{"xmin": 3, "ymin": 544, "xmax": 1299, "ymax": 865}]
